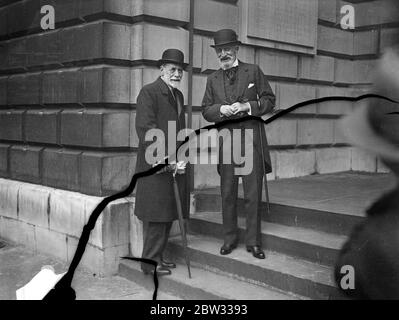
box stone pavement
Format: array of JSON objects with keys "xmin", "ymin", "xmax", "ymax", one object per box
[{"xmin": 0, "ymin": 240, "xmax": 180, "ymax": 300}]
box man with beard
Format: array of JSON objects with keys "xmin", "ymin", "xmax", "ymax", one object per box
[
  {"xmin": 201, "ymin": 29, "xmax": 276, "ymax": 259},
  {"xmin": 134, "ymin": 49, "xmax": 188, "ymax": 276}
]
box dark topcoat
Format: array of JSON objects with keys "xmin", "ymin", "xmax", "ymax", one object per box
[
  {"xmin": 134, "ymin": 77, "xmax": 188, "ymax": 222},
  {"xmin": 201, "ymin": 61, "xmax": 276, "ymax": 174}
]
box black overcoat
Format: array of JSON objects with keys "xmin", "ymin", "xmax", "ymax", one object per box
[
  {"xmin": 201, "ymin": 61, "xmax": 276, "ymax": 174},
  {"xmin": 134, "ymin": 77, "xmax": 188, "ymax": 222}
]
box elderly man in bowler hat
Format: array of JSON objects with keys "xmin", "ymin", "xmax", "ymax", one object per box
[
  {"xmin": 335, "ymin": 47, "xmax": 399, "ymax": 299},
  {"xmin": 201, "ymin": 29, "xmax": 276, "ymax": 259},
  {"xmin": 134, "ymin": 49, "xmax": 188, "ymax": 276}
]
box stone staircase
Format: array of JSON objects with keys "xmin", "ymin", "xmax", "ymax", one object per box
[{"xmin": 119, "ymin": 172, "xmax": 394, "ymax": 300}]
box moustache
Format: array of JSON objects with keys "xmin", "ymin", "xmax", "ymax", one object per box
[{"xmin": 220, "ymin": 56, "xmax": 232, "ymax": 61}]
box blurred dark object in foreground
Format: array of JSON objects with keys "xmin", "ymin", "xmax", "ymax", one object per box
[{"xmin": 335, "ymin": 46, "xmax": 399, "ymax": 299}]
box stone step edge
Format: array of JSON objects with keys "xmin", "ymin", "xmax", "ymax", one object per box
[
  {"xmin": 191, "ymin": 211, "xmax": 348, "ymax": 250},
  {"xmin": 118, "ymin": 259, "xmax": 302, "ymax": 300}
]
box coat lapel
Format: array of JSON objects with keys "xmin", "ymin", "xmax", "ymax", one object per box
[
  {"xmin": 213, "ymin": 69, "xmax": 228, "ymax": 103},
  {"xmin": 157, "ymin": 77, "xmax": 178, "ymax": 114},
  {"xmin": 236, "ymin": 61, "xmax": 250, "ymax": 100}
]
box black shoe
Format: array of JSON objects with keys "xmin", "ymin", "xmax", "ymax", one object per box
[
  {"xmin": 161, "ymin": 260, "xmax": 176, "ymax": 269},
  {"xmin": 143, "ymin": 266, "xmax": 171, "ymax": 276},
  {"xmin": 246, "ymin": 245, "xmax": 265, "ymax": 259},
  {"xmin": 220, "ymin": 243, "xmax": 238, "ymax": 255}
]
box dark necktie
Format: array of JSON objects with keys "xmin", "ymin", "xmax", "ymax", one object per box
[
  {"xmin": 172, "ymin": 88, "xmax": 182, "ymax": 115},
  {"xmin": 224, "ymin": 66, "xmax": 238, "ymax": 84}
]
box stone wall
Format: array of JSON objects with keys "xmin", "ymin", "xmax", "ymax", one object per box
[{"xmin": 0, "ymin": 0, "xmax": 396, "ymax": 273}]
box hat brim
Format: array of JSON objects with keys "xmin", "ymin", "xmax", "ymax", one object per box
[
  {"xmin": 210, "ymin": 41, "xmax": 242, "ymax": 48},
  {"xmin": 339, "ymin": 104, "xmax": 399, "ymax": 162},
  {"xmin": 157, "ymin": 59, "xmax": 188, "ymax": 70}
]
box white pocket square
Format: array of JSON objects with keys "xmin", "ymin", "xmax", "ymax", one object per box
[{"xmin": 248, "ymin": 83, "xmax": 254, "ymax": 89}]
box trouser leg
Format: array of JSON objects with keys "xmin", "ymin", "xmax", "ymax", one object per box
[
  {"xmin": 220, "ymin": 164, "xmax": 239, "ymax": 245},
  {"xmin": 141, "ymin": 221, "xmax": 172, "ymax": 272},
  {"xmin": 242, "ymin": 153, "xmax": 263, "ymax": 247}
]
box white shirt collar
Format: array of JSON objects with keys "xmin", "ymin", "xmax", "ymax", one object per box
[{"xmin": 222, "ymin": 59, "xmax": 239, "ymax": 70}]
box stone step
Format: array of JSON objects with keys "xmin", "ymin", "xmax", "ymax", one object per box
[
  {"xmin": 166, "ymin": 235, "xmax": 345, "ymax": 300},
  {"xmin": 194, "ymin": 172, "xmax": 393, "ymax": 236},
  {"xmin": 194, "ymin": 191, "xmax": 363, "ymax": 236},
  {"xmin": 118, "ymin": 258, "xmax": 301, "ymax": 300},
  {"xmin": 189, "ymin": 212, "xmax": 347, "ymax": 266}
]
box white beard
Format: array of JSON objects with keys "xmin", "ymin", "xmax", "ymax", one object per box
[
  {"xmin": 220, "ymin": 59, "xmax": 234, "ymax": 70},
  {"xmin": 161, "ymin": 75, "xmax": 181, "ymax": 89}
]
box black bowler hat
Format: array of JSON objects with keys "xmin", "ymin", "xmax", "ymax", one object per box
[
  {"xmin": 157, "ymin": 48, "xmax": 188, "ymax": 70},
  {"xmin": 211, "ymin": 29, "xmax": 242, "ymax": 48}
]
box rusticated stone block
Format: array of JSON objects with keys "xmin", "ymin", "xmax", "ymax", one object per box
[
  {"xmin": 84, "ymin": 197, "xmax": 131, "ymax": 250},
  {"xmin": 0, "ymin": 109, "xmax": 23, "ymax": 141},
  {"xmin": 0, "ymin": 178, "xmax": 19, "ymax": 218},
  {"xmin": 0, "ymin": 7, "xmax": 7, "ymax": 37},
  {"xmin": 274, "ymin": 149, "xmax": 316, "ymax": 179},
  {"xmin": 0, "ymin": 217, "xmax": 36, "ymax": 251},
  {"xmin": 194, "ymin": 0, "xmax": 238, "ymax": 32},
  {"xmin": 317, "ymin": 86, "xmax": 353, "ymax": 115},
  {"xmin": 355, "ymin": 0, "xmax": 399, "ymax": 27},
  {"xmin": 351, "ymin": 147, "xmax": 377, "ymax": 172},
  {"xmin": 192, "ymin": 74, "xmax": 207, "ymax": 107},
  {"xmin": 7, "ymin": 73, "xmax": 41, "ymax": 105},
  {"xmin": 36, "ymin": 226, "xmax": 68, "ymax": 261},
  {"xmin": 80, "ymin": 0, "xmax": 131, "ymax": 17},
  {"xmin": 257, "ymin": 49, "xmax": 298, "ymax": 79},
  {"xmin": 318, "ymin": 0, "xmax": 337, "ymax": 23},
  {"xmin": 129, "ymin": 111, "xmax": 139, "ymax": 148},
  {"xmin": 62, "ymin": 21, "xmax": 131, "ymax": 62},
  {"xmin": 129, "ymin": 200, "xmax": 143, "ymax": 257},
  {"xmin": 18, "ymin": 182, "xmax": 49, "ymax": 228},
  {"xmin": 42, "ymin": 69, "xmax": 81, "ymax": 105},
  {"xmin": 132, "ymin": 0, "xmax": 189, "ymax": 22},
  {"xmin": 317, "ymin": 25, "xmax": 353, "ymax": 56},
  {"xmin": 10, "ymin": 145, "xmax": 42, "ymax": 183},
  {"xmin": 80, "ymin": 151, "xmax": 136, "ymax": 196},
  {"xmin": 199, "ymin": 36, "xmax": 220, "ymax": 72},
  {"xmin": 315, "ymin": 147, "xmax": 351, "ymax": 174},
  {"xmin": 353, "ymin": 60, "xmax": 377, "ymax": 84},
  {"xmin": 277, "ymin": 83, "xmax": 316, "ymax": 113},
  {"xmin": 377, "ymin": 158, "xmax": 390, "ymax": 173},
  {"xmin": 297, "ymin": 119, "xmax": 334, "ymax": 145},
  {"xmin": 0, "ymin": 143, "xmax": 9, "ymax": 177},
  {"xmin": 60, "ymin": 25, "xmax": 96, "ymax": 63},
  {"xmin": 82, "ymin": 66, "xmax": 132, "ymax": 104},
  {"xmin": 60, "ymin": 110, "xmax": 130, "ymax": 148},
  {"xmin": 7, "ymin": 0, "xmax": 41, "ymax": 35},
  {"xmin": 6, "ymin": 38, "xmax": 29, "ymax": 70},
  {"xmin": 40, "ymin": 0, "xmax": 80, "ymax": 24},
  {"xmin": 0, "ymin": 76, "xmax": 7, "ymax": 105},
  {"xmin": 380, "ymin": 28, "xmax": 399, "ymax": 51},
  {"xmin": 131, "ymin": 23, "xmax": 189, "ymax": 62},
  {"xmin": 49, "ymin": 189, "xmax": 87, "ymax": 238},
  {"xmin": 354, "ymin": 30, "xmax": 379, "ymax": 56},
  {"xmin": 25, "ymin": 109, "xmax": 59, "ymax": 144},
  {"xmin": 334, "ymin": 119, "xmax": 351, "ymax": 144},
  {"xmin": 26, "ymin": 30, "xmax": 63, "ymax": 67},
  {"xmin": 265, "ymin": 119, "xmax": 297, "ymax": 146},
  {"xmin": 42, "ymin": 148, "xmax": 81, "ymax": 191},
  {"xmin": 334, "ymin": 58, "xmax": 354, "ymax": 84},
  {"xmin": 193, "ymin": 35, "xmax": 203, "ymax": 69},
  {"xmin": 300, "ymin": 55, "xmax": 334, "ymax": 82}
]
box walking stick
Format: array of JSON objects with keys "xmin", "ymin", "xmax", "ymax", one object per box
[
  {"xmin": 172, "ymin": 166, "xmax": 192, "ymax": 279},
  {"xmin": 258, "ymin": 121, "xmax": 271, "ymax": 216},
  {"xmin": 237, "ymin": 94, "xmax": 271, "ymax": 216}
]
